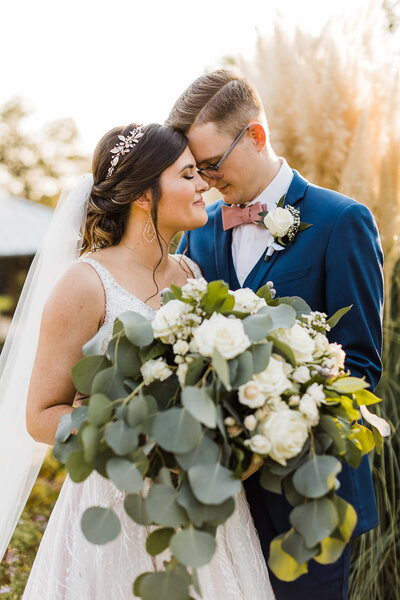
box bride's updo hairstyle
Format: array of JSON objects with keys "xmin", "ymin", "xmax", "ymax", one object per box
[{"xmin": 82, "ymin": 123, "xmax": 188, "ymax": 253}]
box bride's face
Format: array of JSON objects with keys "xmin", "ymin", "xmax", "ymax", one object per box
[{"xmin": 156, "ymin": 147, "xmax": 209, "ymax": 234}]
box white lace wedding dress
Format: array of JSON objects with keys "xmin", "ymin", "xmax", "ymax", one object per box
[{"xmin": 22, "ymin": 256, "xmax": 274, "ymax": 600}]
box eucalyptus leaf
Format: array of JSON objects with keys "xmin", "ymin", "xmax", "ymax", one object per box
[
  {"xmin": 259, "ymin": 303, "xmax": 297, "ymax": 331},
  {"xmin": 281, "ymin": 527, "xmax": 320, "ymax": 565},
  {"xmin": 232, "ymin": 351, "xmax": 254, "ymax": 388},
  {"xmin": 106, "ymin": 457, "xmax": 144, "ymax": 493},
  {"xmin": 353, "ymin": 388, "xmax": 382, "ymax": 406},
  {"xmin": 81, "ymin": 423, "xmax": 101, "ymax": 463},
  {"xmin": 145, "ymin": 527, "xmax": 175, "ymax": 556},
  {"xmin": 259, "ymin": 465, "xmax": 283, "ymax": 494},
  {"xmin": 314, "ymin": 535, "xmax": 347, "ymax": 565},
  {"xmin": 319, "ymin": 415, "xmax": 346, "ymax": 454},
  {"xmin": 278, "ymin": 296, "xmax": 312, "ymax": 316},
  {"xmin": 290, "ymin": 498, "xmax": 339, "ymax": 548},
  {"xmin": 181, "ymin": 387, "xmax": 217, "ymax": 428},
  {"xmin": 184, "ymin": 355, "xmax": 208, "ymax": 386},
  {"xmin": 330, "ymin": 376, "xmax": 369, "ymax": 394},
  {"xmin": 91, "ymin": 367, "xmax": 127, "ymax": 401},
  {"xmin": 66, "ymin": 450, "xmax": 93, "ymax": 482},
  {"xmin": 327, "ymin": 305, "xmax": 352, "ymax": 329},
  {"xmin": 108, "ymin": 335, "xmax": 142, "ymax": 377},
  {"xmin": 269, "ymin": 337, "xmax": 297, "ymax": 367},
  {"xmin": 242, "ymin": 312, "xmax": 273, "ymax": 342},
  {"xmin": 188, "ymin": 463, "xmax": 241, "ymax": 505},
  {"xmin": 293, "ymin": 455, "xmax": 342, "ymax": 498},
  {"xmin": 138, "ymin": 572, "xmax": 189, "ymax": 600},
  {"xmin": 333, "ymin": 495, "xmax": 358, "ymax": 542},
  {"xmin": 82, "ymin": 327, "xmax": 108, "ymax": 356},
  {"xmin": 127, "ymin": 394, "xmax": 158, "ymax": 427},
  {"xmin": 268, "ymin": 534, "xmax": 308, "ymax": 582},
  {"xmin": 53, "ymin": 434, "xmax": 81, "ymax": 463},
  {"xmin": 256, "ymin": 284, "xmax": 274, "ymax": 303},
  {"xmin": 105, "ymin": 419, "xmax": 138, "ymax": 455},
  {"xmin": 146, "ymin": 484, "xmax": 189, "ymax": 527},
  {"xmin": 177, "ymin": 480, "xmax": 235, "ymax": 527},
  {"xmin": 139, "ymin": 340, "xmax": 168, "ymax": 363},
  {"xmin": 212, "ymin": 349, "xmax": 231, "ymax": 390},
  {"xmin": 71, "ymin": 406, "xmax": 88, "ymax": 430},
  {"xmin": 124, "ymin": 493, "xmax": 152, "ymax": 525},
  {"xmin": 87, "ymin": 393, "xmax": 113, "ymax": 426},
  {"xmin": 170, "ymin": 527, "xmax": 216, "ymax": 567},
  {"xmin": 152, "ymin": 408, "xmax": 202, "ymax": 453},
  {"xmin": 282, "ymin": 474, "xmax": 306, "ymax": 507},
  {"xmin": 200, "ymin": 280, "xmax": 235, "ymax": 315},
  {"xmin": 251, "ymin": 342, "xmax": 272, "ymax": 374},
  {"xmin": 81, "ymin": 506, "xmax": 121, "ymax": 544},
  {"xmin": 55, "ymin": 413, "xmax": 73, "ymax": 443},
  {"xmin": 119, "ymin": 310, "xmax": 154, "ymax": 348},
  {"xmin": 71, "ymin": 355, "xmax": 110, "ymax": 395},
  {"xmin": 175, "ymin": 434, "xmax": 220, "ymax": 470}
]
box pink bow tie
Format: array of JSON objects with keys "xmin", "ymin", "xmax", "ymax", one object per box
[{"xmin": 221, "ymin": 202, "xmax": 266, "ymax": 231}]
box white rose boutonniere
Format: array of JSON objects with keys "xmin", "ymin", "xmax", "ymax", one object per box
[{"xmin": 255, "ymin": 195, "xmax": 313, "ymax": 261}]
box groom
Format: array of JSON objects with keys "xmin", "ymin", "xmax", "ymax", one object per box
[{"xmin": 167, "ymin": 70, "xmax": 384, "ymax": 599}]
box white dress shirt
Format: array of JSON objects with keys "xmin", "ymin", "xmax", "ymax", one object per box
[{"xmin": 231, "ymin": 158, "xmax": 294, "ymax": 286}]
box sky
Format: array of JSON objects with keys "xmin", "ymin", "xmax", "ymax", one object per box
[{"xmin": 2, "ymin": 0, "xmax": 368, "ymax": 154}]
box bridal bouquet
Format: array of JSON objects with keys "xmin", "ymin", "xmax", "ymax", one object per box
[{"xmin": 54, "ymin": 278, "xmax": 387, "ymax": 599}]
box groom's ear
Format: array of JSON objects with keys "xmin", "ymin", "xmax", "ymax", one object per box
[{"xmin": 248, "ymin": 121, "xmax": 267, "ymax": 151}]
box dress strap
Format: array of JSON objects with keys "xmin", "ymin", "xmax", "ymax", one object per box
[{"xmin": 74, "ymin": 257, "xmax": 112, "ymax": 324}]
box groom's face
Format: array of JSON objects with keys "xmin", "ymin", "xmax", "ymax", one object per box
[{"xmin": 187, "ymin": 121, "xmax": 261, "ymax": 205}]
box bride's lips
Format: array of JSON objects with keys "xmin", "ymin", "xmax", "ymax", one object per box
[{"xmin": 193, "ymin": 198, "xmax": 205, "ymax": 207}]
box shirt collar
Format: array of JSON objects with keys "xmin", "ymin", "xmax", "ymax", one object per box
[{"xmin": 247, "ymin": 158, "xmax": 294, "ymax": 210}]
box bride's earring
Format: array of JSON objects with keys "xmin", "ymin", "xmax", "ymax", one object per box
[{"xmin": 142, "ymin": 212, "xmax": 156, "ymax": 243}]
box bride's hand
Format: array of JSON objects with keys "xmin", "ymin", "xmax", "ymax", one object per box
[{"xmin": 241, "ymin": 454, "xmax": 264, "ymax": 481}]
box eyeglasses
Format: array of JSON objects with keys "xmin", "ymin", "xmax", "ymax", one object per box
[{"xmin": 196, "ymin": 124, "xmax": 251, "ymax": 179}]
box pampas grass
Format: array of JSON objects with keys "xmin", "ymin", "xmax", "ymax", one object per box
[{"xmin": 233, "ymin": 2, "xmax": 400, "ymax": 598}]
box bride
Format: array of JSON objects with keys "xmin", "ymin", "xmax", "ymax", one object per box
[{"xmin": 1, "ymin": 122, "xmax": 273, "ymax": 599}]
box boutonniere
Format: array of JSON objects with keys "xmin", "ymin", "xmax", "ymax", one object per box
[{"xmin": 255, "ymin": 195, "xmax": 313, "ymax": 261}]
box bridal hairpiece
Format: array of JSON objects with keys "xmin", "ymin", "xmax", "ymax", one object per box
[{"xmin": 106, "ymin": 125, "xmax": 144, "ymax": 178}]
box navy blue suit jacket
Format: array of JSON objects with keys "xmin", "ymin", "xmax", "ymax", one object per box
[{"xmin": 178, "ymin": 170, "xmax": 384, "ymax": 539}]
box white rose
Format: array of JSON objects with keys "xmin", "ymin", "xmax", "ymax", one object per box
[
  {"xmin": 260, "ymin": 409, "xmax": 309, "ymax": 466},
  {"xmin": 173, "ymin": 340, "xmax": 189, "ymax": 355},
  {"xmin": 152, "ymin": 300, "xmax": 191, "ymax": 342},
  {"xmin": 314, "ymin": 332, "xmax": 330, "ymax": 355},
  {"xmin": 253, "ymin": 357, "xmax": 291, "ymax": 398},
  {"xmin": 244, "ymin": 414, "xmax": 258, "ymax": 431},
  {"xmin": 292, "ymin": 366, "xmax": 311, "ymax": 384},
  {"xmin": 230, "ymin": 288, "xmax": 267, "ymax": 314},
  {"xmin": 306, "ymin": 383, "xmax": 326, "ymax": 406},
  {"xmin": 177, "ymin": 362, "xmax": 188, "ymax": 386},
  {"xmin": 263, "ymin": 207, "xmax": 294, "ymax": 238},
  {"xmin": 238, "ymin": 381, "xmax": 266, "ymax": 409},
  {"xmin": 274, "ymin": 323, "xmax": 315, "ymax": 363},
  {"xmin": 192, "ymin": 312, "xmax": 251, "ymax": 359},
  {"xmin": 327, "ymin": 343, "xmax": 346, "ymax": 369},
  {"xmin": 299, "ymin": 394, "xmax": 320, "ymax": 426},
  {"xmin": 245, "ymin": 434, "xmax": 271, "ymax": 455},
  {"xmin": 141, "ymin": 358, "xmax": 172, "ymax": 384}
]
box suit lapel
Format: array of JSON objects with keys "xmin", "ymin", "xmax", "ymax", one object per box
[
  {"xmin": 249, "ymin": 170, "xmax": 309, "ymax": 292},
  {"xmin": 214, "ymin": 202, "xmax": 233, "ymax": 281}
]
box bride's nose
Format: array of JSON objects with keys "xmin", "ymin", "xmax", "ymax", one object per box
[{"xmin": 195, "ymin": 172, "xmax": 209, "ymax": 193}]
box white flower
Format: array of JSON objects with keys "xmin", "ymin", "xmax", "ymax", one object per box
[
  {"xmin": 263, "ymin": 207, "xmax": 295, "ymax": 238},
  {"xmin": 174, "ymin": 355, "xmax": 184, "ymax": 364},
  {"xmin": 152, "ymin": 300, "xmax": 191, "ymax": 342},
  {"xmin": 177, "ymin": 362, "xmax": 188, "ymax": 386},
  {"xmin": 173, "ymin": 340, "xmax": 189, "ymax": 355},
  {"xmin": 260, "ymin": 409, "xmax": 309, "ymax": 466},
  {"xmin": 299, "ymin": 394, "xmax": 320, "ymax": 426},
  {"xmin": 244, "ymin": 415, "xmax": 258, "ymax": 431},
  {"xmin": 238, "ymin": 381, "xmax": 266, "ymax": 409},
  {"xmin": 289, "ymin": 394, "xmax": 300, "ymax": 407},
  {"xmin": 292, "ymin": 366, "xmax": 311, "ymax": 384},
  {"xmin": 181, "ymin": 277, "xmax": 208, "ymax": 300},
  {"xmin": 314, "ymin": 332, "xmax": 330, "ymax": 355},
  {"xmin": 141, "ymin": 358, "xmax": 172, "ymax": 384},
  {"xmin": 245, "ymin": 434, "xmax": 271, "ymax": 455},
  {"xmin": 274, "ymin": 323, "xmax": 315, "ymax": 363},
  {"xmin": 224, "ymin": 416, "xmax": 236, "ymax": 426},
  {"xmin": 192, "ymin": 312, "xmax": 251, "ymax": 359},
  {"xmin": 253, "ymin": 357, "xmax": 291, "ymax": 399},
  {"xmin": 306, "ymin": 382, "xmax": 326, "ymax": 406},
  {"xmin": 230, "ymin": 288, "xmax": 267, "ymax": 314},
  {"xmin": 326, "ymin": 343, "xmax": 346, "ymax": 370}
]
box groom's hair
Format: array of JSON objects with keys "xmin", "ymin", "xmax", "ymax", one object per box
[{"xmin": 165, "ymin": 69, "xmax": 266, "ymax": 137}]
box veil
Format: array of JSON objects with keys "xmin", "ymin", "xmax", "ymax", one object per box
[{"xmin": 0, "ymin": 173, "xmax": 93, "ymax": 560}]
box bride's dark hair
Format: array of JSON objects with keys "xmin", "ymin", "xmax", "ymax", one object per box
[{"xmin": 82, "ymin": 122, "xmax": 188, "ymax": 253}]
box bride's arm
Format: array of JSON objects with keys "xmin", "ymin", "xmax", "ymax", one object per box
[{"xmin": 26, "ymin": 263, "xmax": 105, "ymax": 445}]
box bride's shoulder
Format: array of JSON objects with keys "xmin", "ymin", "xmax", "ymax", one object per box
[{"xmin": 174, "ymin": 254, "xmax": 202, "ymax": 278}]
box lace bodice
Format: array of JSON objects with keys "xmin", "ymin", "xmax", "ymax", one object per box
[{"xmin": 75, "ymin": 254, "xmax": 202, "ymax": 351}]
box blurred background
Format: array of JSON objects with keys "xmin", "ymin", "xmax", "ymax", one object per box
[{"xmin": 0, "ymin": 0, "xmax": 399, "ymax": 597}]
